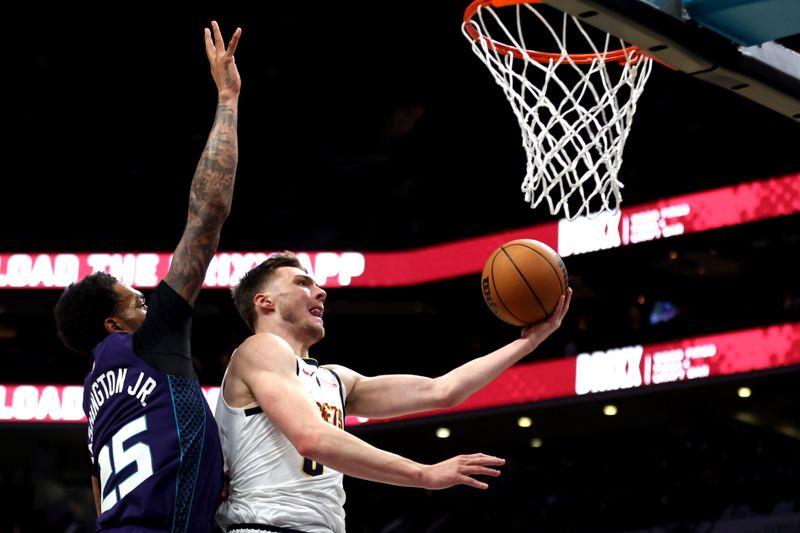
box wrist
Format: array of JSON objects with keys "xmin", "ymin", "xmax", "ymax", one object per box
[
  {"xmin": 518, "ymin": 335, "xmax": 539, "ymax": 354},
  {"xmin": 217, "ymin": 92, "xmax": 240, "ymax": 104}
]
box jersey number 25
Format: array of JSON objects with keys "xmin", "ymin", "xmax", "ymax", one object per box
[{"xmin": 98, "ymin": 415, "xmax": 154, "ymax": 512}]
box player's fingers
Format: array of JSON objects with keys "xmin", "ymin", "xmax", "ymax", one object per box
[
  {"xmin": 551, "ymin": 289, "xmax": 571, "ymax": 321},
  {"xmin": 465, "ymin": 454, "xmax": 505, "ymax": 466},
  {"xmin": 461, "ymin": 476, "xmax": 490, "ymax": 490},
  {"xmin": 204, "ymin": 28, "xmax": 214, "ymax": 57},
  {"xmin": 226, "ymin": 27, "xmax": 242, "ymax": 56},
  {"xmin": 464, "ymin": 465, "xmax": 502, "ymax": 477},
  {"xmin": 555, "ymin": 290, "xmax": 572, "ymax": 321},
  {"xmin": 211, "ymin": 20, "xmax": 223, "ymax": 48},
  {"xmin": 548, "ymin": 295, "xmax": 564, "ymax": 320}
]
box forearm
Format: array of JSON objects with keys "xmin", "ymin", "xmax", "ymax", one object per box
[
  {"xmin": 302, "ymin": 424, "xmax": 426, "ymax": 488},
  {"xmin": 189, "ymin": 97, "xmax": 239, "ymax": 224},
  {"xmin": 439, "ymin": 337, "xmax": 535, "ymax": 405},
  {"xmin": 165, "ymin": 97, "xmax": 239, "ymax": 301},
  {"xmin": 439, "ymin": 291, "xmax": 571, "ymax": 406},
  {"xmin": 343, "ymin": 338, "xmax": 537, "ymax": 418}
]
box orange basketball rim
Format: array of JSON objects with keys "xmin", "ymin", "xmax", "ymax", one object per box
[{"xmin": 463, "ymin": 0, "xmax": 647, "ymax": 65}]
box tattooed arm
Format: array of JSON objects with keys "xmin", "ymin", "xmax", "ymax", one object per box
[{"xmin": 164, "ymin": 21, "xmax": 242, "ymax": 305}]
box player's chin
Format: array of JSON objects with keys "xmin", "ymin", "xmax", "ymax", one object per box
[{"xmin": 311, "ymin": 322, "xmax": 326, "ymax": 341}]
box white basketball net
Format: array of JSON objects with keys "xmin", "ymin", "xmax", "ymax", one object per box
[{"xmin": 462, "ymin": 2, "xmax": 654, "ymax": 220}]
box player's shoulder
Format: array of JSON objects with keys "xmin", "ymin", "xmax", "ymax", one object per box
[
  {"xmin": 235, "ymin": 333, "xmax": 296, "ymax": 366},
  {"xmin": 321, "ymin": 363, "xmax": 360, "ymax": 386},
  {"xmin": 321, "ymin": 363, "xmax": 352, "ymax": 375}
]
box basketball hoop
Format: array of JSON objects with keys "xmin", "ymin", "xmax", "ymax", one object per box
[{"xmin": 462, "ymin": 0, "xmax": 654, "ymax": 219}]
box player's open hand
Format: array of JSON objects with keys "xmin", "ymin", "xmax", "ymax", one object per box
[
  {"xmin": 205, "ymin": 20, "xmax": 242, "ymax": 100},
  {"xmin": 423, "ymin": 453, "xmax": 506, "ymax": 490}
]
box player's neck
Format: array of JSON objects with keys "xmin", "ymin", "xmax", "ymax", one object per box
[{"xmin": 258, "ymin": 322, "xmax": 313, "ymax": 358}]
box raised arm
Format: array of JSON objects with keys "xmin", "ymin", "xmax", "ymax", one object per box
[
  {"xmin": 164, "ymin": 21, "xmax": 242, "ymax": 304},
  {"xmin": 230, "ymin": 333, "xmax": 505, "ymax": 490},
  {"xmin": 334, "ymin": 288, "xmax": 572, "ymax": 419}
]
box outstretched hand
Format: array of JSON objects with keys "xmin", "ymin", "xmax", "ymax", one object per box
[
  {"xmin": 423, "ymin": 453, "xmax": 506, "ymax": 490},
  {"xmin": 204, "ymin": 20, "xmax": 242, "ymax": 99},
  {"xmin": 521, "ymin": 287, "xmax": 573, "ymax": 346}
]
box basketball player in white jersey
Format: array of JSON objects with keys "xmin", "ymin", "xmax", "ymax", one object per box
[{"xmin": 215, "ymin": 251, "xmax": 572, "ymax": 533}]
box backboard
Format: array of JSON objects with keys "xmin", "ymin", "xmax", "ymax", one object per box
[{"xmin": 541, "ymin": 0, "xmax": 800, "ymax": 121}]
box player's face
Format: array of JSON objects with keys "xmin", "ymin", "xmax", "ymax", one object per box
[
  {"xmin": 112, "ymin": 283, "xmax": 148, "ymax": 332},
  {"xmin": 272, "ymin": 267, "xmax": 326, "ymax": 342}
]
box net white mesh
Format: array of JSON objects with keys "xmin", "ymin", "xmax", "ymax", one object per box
[{"xmin": 462, "ymin": 2, "xmax": 654, "ymax": 220}]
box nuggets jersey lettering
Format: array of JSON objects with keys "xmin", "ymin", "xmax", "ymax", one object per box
[
  {"xmin": 216, "ymin": 356, "xmax": 346, "ymax": 533},
  {"xmin": 85, "ymin": 332, "xmax": 223, "ymax": 532}
]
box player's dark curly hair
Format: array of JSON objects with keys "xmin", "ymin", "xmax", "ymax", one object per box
[
  {"xmin": 232, "ymin": 252, "xmax": 305, "ymax": 332},
  {"xmin": 54, "ymin": 271, "xmax": 120, "ymax": 354}
]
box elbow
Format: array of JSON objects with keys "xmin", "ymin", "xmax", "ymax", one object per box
[
  {"xmin": 204, "ymin": 196, "xmax": 233, "ymax": 221},
  {"xmin": 433, "ymin": 379, "xmax": 462, "ymax": 409},
  {"xmin": 190, "ymin": 195, "xmax": 232, "ymax": 226},
  {"xmin": 292, "ymin": 429, "xmax": 324, "ymax": 460},
  {"xmin": 214, "ymin": 204, "xmax": 233, "ymax": 225},
  {"xmin": 439, "ymin": 394, "xmax": 462, "ymax": 410}
]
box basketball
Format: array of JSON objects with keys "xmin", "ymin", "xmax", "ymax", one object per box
[{"xmin": 481, "ymin": 239, "xmax": 569, "ymax": 326}]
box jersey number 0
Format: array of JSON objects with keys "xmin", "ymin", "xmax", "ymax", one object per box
[{"xmin": 302, "ymin": 457, "xmax": 324, "ymax": 477}]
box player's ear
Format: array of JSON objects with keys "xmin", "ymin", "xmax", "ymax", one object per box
[
  {"xmin": 104, "ymin": 317, "xmax": 125, "ymax": 333},
  {"xmin": 254, "ymin": 292, "xmax": 275, "ymax": 311}
]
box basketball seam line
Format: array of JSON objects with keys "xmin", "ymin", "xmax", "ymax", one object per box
[
  {"xmin": 501, "ymin": 245, "xmax": 549, "ymax": 320},
  {"xmin": 517, "ymin": 242, "xmax": 566, "ymax": 312},
  {"xmin": 489, "ymin": 259, "xmax": 526, "ymax": 325}
]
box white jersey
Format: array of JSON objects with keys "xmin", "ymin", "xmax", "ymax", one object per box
[{"xmin": 216, "ymin": 354, "xmax": 347, "ymax": 533}]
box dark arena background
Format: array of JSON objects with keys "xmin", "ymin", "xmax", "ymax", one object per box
[{"xmin": 2, "ymin": 2, "xmax": 799, "ymax": 532}]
